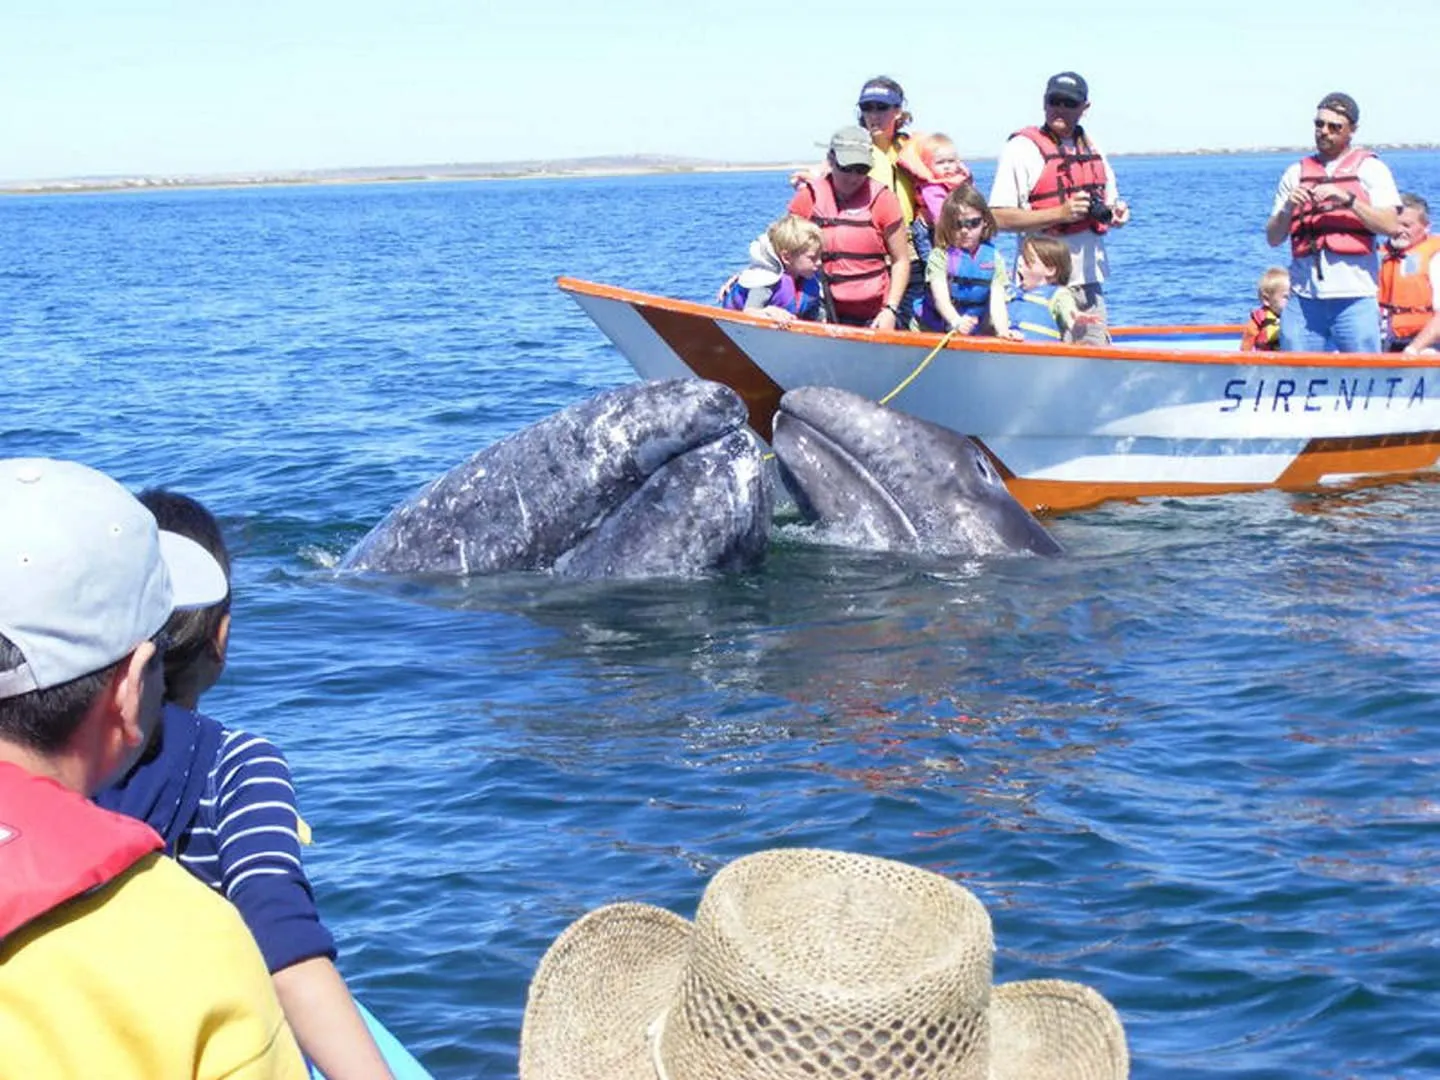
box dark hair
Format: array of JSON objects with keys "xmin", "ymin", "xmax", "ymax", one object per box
[
  {"xmin": 137, "ymin": 489, "xmax": 231, "ymax": 700},
  {"xmin": 0, "ymin": 632, "xmax": 119, "ymax": 753},
  {"xmin": 1020, "ymin": 234, "xmax": 1074, "ymax": 285},
  {"xmin": 934, "ymin": 185, "xmax": 998, "ymax": 249}
]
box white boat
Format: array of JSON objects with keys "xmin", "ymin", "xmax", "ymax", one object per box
[{"xmin": 560, "ymin": 276, "xmax": 1440, "ymax": 513}]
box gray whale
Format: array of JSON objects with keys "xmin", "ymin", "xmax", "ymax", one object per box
[
  {"xmin": 341, "ymin": 380, "xmax": 773, "ymax": 578},
  {"xmin": 771, "ymin": 386, "xmax": 1061, "ymax": 557}
]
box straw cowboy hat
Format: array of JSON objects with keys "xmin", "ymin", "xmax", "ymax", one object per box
[{"xmin": 519, "ymin": 847, "xmax": 1128, "ymax": 1079}]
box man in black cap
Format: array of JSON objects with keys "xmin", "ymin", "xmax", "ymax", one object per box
[
  {"xmin": 989, "ymin": 71, "xmax": 1130, "ymax": 346},
  {"xmin": 1264, "ymin": 91, "xmax": 1400, "ymax": 352}
]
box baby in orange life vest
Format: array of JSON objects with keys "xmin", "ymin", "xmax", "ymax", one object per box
[
  {"xmin": 906, "ymin": 134, "xmax": 973, "ymax": 264},
  {"xmin": 1241, "ymin": 267, "xmax": 1290, "ymax": 351}
]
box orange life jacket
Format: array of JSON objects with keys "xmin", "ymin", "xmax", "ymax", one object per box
[
  {"xmin": 805, "ymin": 177, "xmax": 891, "ymax": 315},
  {"xmin": 0, "ymin": 761, "xmax": 162, "ymax": 939},
  {"xmin": 1289, "ymin": 148, "xmax": 1376, "ymax": 258},
  {"xmin": 1012, "ymin": 125, "xmax": 1110, "ymax": 236},
  {"xmin": 1241, "ymin": 306, "xmax": 1281, "ymax": 351},
  {"xmin": 1378, "ymin": 233, "xmax": 1440, "ymax": 343}
]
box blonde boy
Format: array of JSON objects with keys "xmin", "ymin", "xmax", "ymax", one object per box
[{"xmin": 720, "ymin": 214, "xmax": 825, "ymax": 323}]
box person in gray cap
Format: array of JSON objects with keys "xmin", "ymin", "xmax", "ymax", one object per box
[
  {"xmin": 0, "ymin": 458, "xmax": 306, "ymax": 1078},
  {"xmin": 989, "ymin": 71, "xmax": 1130, "ymax": 347},
  {"xmin": 788, "ymin": 125, "xmax": 910, "ymax": 328},
  {"xmin": 1265, "ymin": 92, "xmax": 1400, "ymax": 352}
]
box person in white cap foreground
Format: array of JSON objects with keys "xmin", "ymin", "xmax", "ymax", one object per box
[
  {"xmin": 0, "ymin": 458, "xmax": 306, "ymax": 1079},
  {"xmin": 520, "ymin": 846, "xmax": 1129, "ymax": 1079}
]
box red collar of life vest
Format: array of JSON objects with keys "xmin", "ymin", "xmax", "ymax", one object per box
[{"xmin": 0, "ymin": 761, "xmax": 163, "ymax": 940}]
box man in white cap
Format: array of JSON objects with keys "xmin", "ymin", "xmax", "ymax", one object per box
[
  {"xmin": 1265, "ymin": 91, "xmax": 1400, "ymax": 352},
  {"xmin": 989, "ymin": 71, "xmax": 1130, "ymax": 346},
  {"xmin": 0, "ymin": 458, "xmax": 306, "ymax": 1079}
]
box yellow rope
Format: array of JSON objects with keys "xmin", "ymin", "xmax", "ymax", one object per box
[
  {"xmin": 878, "ymin": 329, "xmax": 956, "ymax": 405},
  {"xmin": 761, "ymin": 328, "xmax": 957, "ymax": 460}
]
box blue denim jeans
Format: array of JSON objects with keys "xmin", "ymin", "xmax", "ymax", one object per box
[{"xmin": 1279, "ymin": 294, "xmax": 1381, "ymax": 353}]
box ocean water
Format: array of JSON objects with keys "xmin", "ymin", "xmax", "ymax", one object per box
[{"xmin": 2, "ymin": 150, "xmax": 1438, "ymax": 1079}]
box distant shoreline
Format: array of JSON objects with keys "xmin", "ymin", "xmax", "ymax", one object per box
[{"xmin": 3, "ymin": 144, "xmax": 1436, "ymax": 197}]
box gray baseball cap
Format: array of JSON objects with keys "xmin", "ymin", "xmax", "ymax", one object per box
[
  {"xmin": 0, "ymin": 458, "xmax": 228, "ymax": 699},
  {"xmin": 828, "ymin": 126, "xmax": 874, "ymax": 169}
]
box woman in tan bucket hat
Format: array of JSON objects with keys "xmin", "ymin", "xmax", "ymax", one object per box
[{"xmin": 520, "ymin": 847, "xmax": 1129, "ymax": 1079}]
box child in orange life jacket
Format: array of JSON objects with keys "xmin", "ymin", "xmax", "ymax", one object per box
[
  {"xmin": 1241, "ymin": 267, "xmax": 1290, "ymax": 351},
  {"xmin": 1001, "ymin": 235, "xmax": 1094, "ymax": 342},
  {"xmin": 719, "ymin": 214, "xmax": 825, "ymax": 324},
  {"xmin": 915, "ymin": 185, "xmax": 1007, "ymax": 334},
  {"xmin": 907, "ymin": 134, "xmax": 973, "ymax": 265}
]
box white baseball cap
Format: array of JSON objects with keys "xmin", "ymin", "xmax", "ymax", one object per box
[{"xmin": 0, "ymin": 458, "xmax": 229, "ymax": 700}]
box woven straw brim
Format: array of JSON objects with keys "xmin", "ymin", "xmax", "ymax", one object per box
[
  {"xmin": 989, "ymin": 978, "xmax": 1129, "ymax": 1080},
  {"xmin": 519, "ymin": 902, "xmax": 690, "ymax": 1080},
  {"xmin": 520, "ymin": 906, "xmax": 1130, "ymax": 1080}
]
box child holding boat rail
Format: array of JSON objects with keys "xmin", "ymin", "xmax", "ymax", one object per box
[
  {"xmin": 718, "ymin": 214, "xmax": 825, "ymax": 324},
  {"xmin": 96, "ymin": 490, "xmax": 394, "ymax": 1080},
  {"xmin": 1241, "ymin": 267, "xmax": 1290, "ymax": 351},
  {"xmin": 1003, "ymin": 234, "xmax": 1097, "ymax": 342},
  {"xmin": 914, "ymin": 185, "xmax": 1007, "ymax": 335}
]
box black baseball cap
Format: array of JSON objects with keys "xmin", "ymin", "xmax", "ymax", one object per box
[
  {"xmin": 1045, "ymin": 72, "xmax": 1088, "ymax": 103},
  {"xmin": 1316, "ymin": 92, "xmax": 1359, "ymax": 125}
]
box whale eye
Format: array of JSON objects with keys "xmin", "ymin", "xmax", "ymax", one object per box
[{"xmin": 972, "ymin": 448, "xmax": 999, "ymax": 486}]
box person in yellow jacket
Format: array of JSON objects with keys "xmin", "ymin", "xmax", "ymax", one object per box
[{"xmin": 0, "ymin": 457, "xmax": 306, "ymax": 1080}]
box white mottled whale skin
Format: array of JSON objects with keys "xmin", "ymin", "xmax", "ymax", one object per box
[
  {"xmin": 341, "ymin": 380, "xmax": 774, "ymax": 578},
  {"xmin": 771, "ymin": 386, "xmax": 1061, "ymax": 557}
]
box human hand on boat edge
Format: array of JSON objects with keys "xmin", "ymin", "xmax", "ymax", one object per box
[{"xmin": 870, "ymin": 305, "xmax": 900, "ymax": 331}]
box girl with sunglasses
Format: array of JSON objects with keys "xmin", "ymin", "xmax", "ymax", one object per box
[{"xmin": 915, "ymin": 185, "xmax": 1007, "ymax": 335}]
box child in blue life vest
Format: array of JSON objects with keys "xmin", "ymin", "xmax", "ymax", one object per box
[
  {"xmin": 907, "ymin": 133, "xmax": 973, "ymax": 265},
  {"xmin": 1002, "ymin": 235, "xmax": 1094, "ymax": 343},
  {"xmin": 719, "ymin": 214, "xmax": 825, "ymax": 324},
  {"xmin": 95, "ymin": 491, "xmax": 393, "ymax": 1080},
  {"xmin": 915, "ymin": 185, "xmax": 1007, "ymax": 334},
  {"xmin": 1240, "ymin": 267, "xmax": 1289, "ymax": 351}
]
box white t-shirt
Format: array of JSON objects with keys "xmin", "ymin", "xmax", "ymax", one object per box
[
  {"xmin": 1271, "ymin": 153, "xmax": 1400, "ymax": 299},
  {"xmin": 988, "ymin": 130, "xmax": 1119, "ymax": 287}
]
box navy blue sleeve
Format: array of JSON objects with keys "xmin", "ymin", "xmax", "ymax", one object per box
[{"xmin": 208, "ymin": 732, "xmax": 337, "ymax": 972}]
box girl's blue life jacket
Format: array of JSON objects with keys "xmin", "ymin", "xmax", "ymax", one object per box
[
  {"xmin": 915, "ymin": 241, "xmax": 996, "ymax": 331},
  {"xmin": 1008, "ymin": 283, "xmax": 1066, "ymax": 341}
]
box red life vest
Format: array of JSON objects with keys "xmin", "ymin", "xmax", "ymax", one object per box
[
  {"xmin": 1289, "ymin": 148, "xmax": 1376, "ymax": 258},
  {"xmin": 1379, "ymin": 233, "xmax": 1440, "ymax": 343},
  {"xmin": 1013, "ymin": 125, "xmax": 1110, "ymax": 236},
  {"xmin": 805, "ymin": 177, "xmax": 891, "ymax": 316},
  {"xmin": 0, "ymin": 761, "xmax": 162, "ymax": 939},
  {"xmin": 1242, "ymin": 306, "xmax": 1281, "ymax": 351}
]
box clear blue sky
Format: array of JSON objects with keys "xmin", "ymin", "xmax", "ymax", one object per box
[{"xmin": 1, "ymin": 0, "xmax": 1436, "ymax": 181}]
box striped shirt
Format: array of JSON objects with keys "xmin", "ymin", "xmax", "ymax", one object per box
[{"xmin": 175, "ymin": 726, "xmax": 335, "ymax": 973}]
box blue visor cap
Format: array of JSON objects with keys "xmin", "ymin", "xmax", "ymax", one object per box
[{"xmin": 857, "ymin": 82, "xmax": 903, "ymax": 108}]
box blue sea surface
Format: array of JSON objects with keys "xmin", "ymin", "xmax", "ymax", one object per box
[{"xmin": 2, "ymin": 151, "xmax": 1438, "ymax": 1078}]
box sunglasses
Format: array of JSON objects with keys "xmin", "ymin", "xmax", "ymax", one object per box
[
  {"xmin": 836, "ymin": 163, "xmax": 871, "ymax": 176},
  {"xmin": 1046, "ymin": 94, "xmax": 1083, "ymax": 109},
  {"xmin": 955, "ymin": 216, "xmax": 985, "ymax": 229},
  {"xmin": 858, "ymin": 101, "xmax": 896, "ymax": 113},
  {"xmin": 1313, "ymin": 118, "xmax": 1347, "ymax": 133}
]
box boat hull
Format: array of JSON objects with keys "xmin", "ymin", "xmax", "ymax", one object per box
[{"xmin": 559, "ymin": 277, "xmax": 1440, "ymax": 513}]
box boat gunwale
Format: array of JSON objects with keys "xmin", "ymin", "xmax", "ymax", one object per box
[{"xmin": 557, "ymin": 276, "xmax": 1436, "ymax": 371}]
